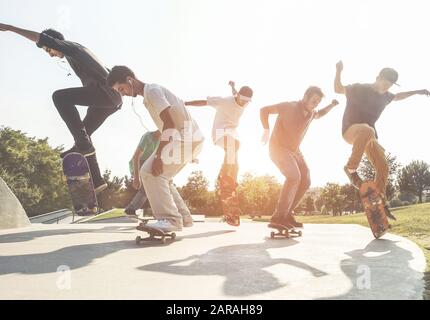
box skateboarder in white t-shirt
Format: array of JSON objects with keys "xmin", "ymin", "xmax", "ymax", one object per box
[{"xmin": 185, "ymin": 82, "xmax": 253, "ymax": 225}]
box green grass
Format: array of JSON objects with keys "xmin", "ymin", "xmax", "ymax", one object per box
[
  {"xmin": 251, "ymin": 203, "xmax": 430, "ymax": 299},
  {"xmin": 84, "ymin": 208, "xmax": 125, "ymax": 222}
]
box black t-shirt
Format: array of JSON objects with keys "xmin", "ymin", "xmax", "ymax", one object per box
[
  {"xmin": 342, "ymin": 83, "xmax": 395, "ymax": 137},
  {"xmin": 269, "ymin": 101, "xmax": 315, "ymax": 152},
  {"xmin": 37, "ymin": 33, "xmax": 110, "ymax": 87}
]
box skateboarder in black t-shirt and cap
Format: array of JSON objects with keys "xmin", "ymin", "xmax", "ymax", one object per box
[
  {"xmin": 0, "ymin": 23, "xmax": 122, "ymax": 193},
  {"xmin": 334, "ymin": 60, "xmax": 429, "ymax": 220}
]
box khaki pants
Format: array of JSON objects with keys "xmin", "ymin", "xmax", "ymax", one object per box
[
  {"xmin": 343, "ymin": 124, "xmax": 389, "ymax": 198},
  {"xmin": 140, "ymin": 139, "xmax": 204, "ymax": 227}
]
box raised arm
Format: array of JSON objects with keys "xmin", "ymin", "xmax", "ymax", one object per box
[
  {"xmin": 334, "ymin": 60, "xmax": 346, "ymax": 94},
  {"xmin": 185, "ymin": 100, "xmax": 208, "ymax": 107},
  {"xmin": 393, "ymin": 89, "xmax": 430, "ymax": 101},
  {"xmin": 0, "ymin": 23, "xmax": 40, "ymax": 43},
  {"xmin": 315, "ymin": 99, "xmax": 339, "ymax": 119},
  {"xmin": 229, "ymin": 81, "xmax": 238, "ymax": 96}
]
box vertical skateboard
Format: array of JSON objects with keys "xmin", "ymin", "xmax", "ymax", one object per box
[
  {"xmin": 359, "ymin": 181, "xmax": 389, "ymax": 239},
  {"xmin": 218, "ymin": 174, "xmax": 241, "ymax": 226},
  {"xmin": 268, "ymin": 223, "xmax": 302, "ymax": 239},
  {"xmin": 135, "ymin": 223, "xmax": 176, "ymax": 244},
  {"xmin": 62, "ymin": 152, "xmax": 98, "ymax": 216}
]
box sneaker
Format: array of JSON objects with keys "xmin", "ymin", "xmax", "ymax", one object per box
[
  {"xmin": 284, "ymin": 213, "xmax": 304, "ymax": 229},
  {"xmin": 344, "ymin": 166, "xmax": 363, "ymax": 189},
  {"xmin": 269, "ymin": 215, "xmax": 291, "ymax": 229},
  {"xmin": 76, "ymin": 207, "xmax": 94, "ymax": 216},
  {"xmin": 60, "ymin": 145, "xmax": 78, "ymax": 159},
  {"xmin": 182, "ymin": 215, "xmax": 194, "ymax": 228},
  {"xmin": 124, "ymin": 208, "xmax": 137, "ymax": 217},
  {"xmin": 146, "ymin": 219, "xmax": 182, "ymax": 232},
  {"xmin": 384, "ymin": 205, "xmax": 397, "ymax": 221},
  {"xmin": 93, "ymin": 179, "xmax": 108, "ymax": 194}
]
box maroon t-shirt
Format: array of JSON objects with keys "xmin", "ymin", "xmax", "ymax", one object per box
[{"xmin": 269, "ymin": 101, "xmax": 315, "ymax": 153}]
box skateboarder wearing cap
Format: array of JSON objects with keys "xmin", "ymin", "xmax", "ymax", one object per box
[{"xmin": 335, "ymin": 60, "xmax": 429, "ymax": 220}]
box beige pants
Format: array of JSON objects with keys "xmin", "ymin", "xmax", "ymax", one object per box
[
  {"xmin": 343, "ymin": 124, "xmax": 389, "ymax": 198},
  {"xmin": 140, "ymin": 139, "xmax": 204, "ymax": 227}
]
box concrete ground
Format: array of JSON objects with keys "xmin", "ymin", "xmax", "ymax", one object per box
[{"xmin": 0, "ymin": 221, "xmax": 426, "ymax": 300}]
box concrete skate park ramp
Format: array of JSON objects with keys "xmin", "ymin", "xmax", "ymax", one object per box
[
  {"xmin": 0, "ymin": 222, "xmax": 426, "ymax": 299},
  {"xmin": 0, "ymin": 177, "xmax": 30, "ymax": 230}
]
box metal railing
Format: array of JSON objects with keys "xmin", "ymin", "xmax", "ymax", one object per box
[{"xmin": 29, "ymin": 209, "xmax": 73, "ymax": 224}]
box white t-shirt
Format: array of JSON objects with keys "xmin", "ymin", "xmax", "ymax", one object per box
[
  {"xmin": 143, "ymin": 84, "xmax": 202, "ymax": 142},
  {"xmin": 207, "ymin": 96, "xmax": 246, "ymax": 144}
]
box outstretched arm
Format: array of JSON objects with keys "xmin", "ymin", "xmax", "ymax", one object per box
[
  {"xmin": 315, "ymin": 99, "xmax": 339, "ymax": 119},
  {"xmin": 393, "ymin": 89, "xmax": 430, "ymax": 101},
  {"xmin": 229, "ymin": 80, "xmax": 238, "ymax": 96},
  {"xmin": 0, "ymin": 23, "xmax": 40, "ymax": 43},
  {"xmin": 185, "ymin": 100, "xmax": 208, "ymax": 107},
  {"xmin": 334, "ymin": 60, "xmax": 346, "ymax": 94}
]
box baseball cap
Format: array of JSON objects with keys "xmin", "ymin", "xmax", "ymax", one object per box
[{"xmin": 379, "ymin": 68, "xmax": 399, "ymax": 86}]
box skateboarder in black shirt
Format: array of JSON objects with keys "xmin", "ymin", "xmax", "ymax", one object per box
[{"xmin": 0, "ymin": 23, "xmax": 122, "ymax": 193}]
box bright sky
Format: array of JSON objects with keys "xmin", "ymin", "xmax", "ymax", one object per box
[{"xmin": 1, "ymin": 0, "xmax": 429, "ymax": 189}]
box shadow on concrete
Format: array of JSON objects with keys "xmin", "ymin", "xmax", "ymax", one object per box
[
  {"xmin": 0, "ymin": 226, "xmax": 136, "ymax": 244},
  {"xmin": 133, "ymin": 230, "xmax": 237, "ymax": 247},
  {"xmin": 137, "ymin": 238, "xmax": 328, "ymax": 297},
  {"xmin": 0, "ymin": 230, "xmax": 240, "ymax": 276},
  {"xmin": 0, "ymin": 240, "xmax": 140, "ymax": 276},
  {"xmin": 327, "ymin": 239, "xmax": 424, "ymax": 300}
]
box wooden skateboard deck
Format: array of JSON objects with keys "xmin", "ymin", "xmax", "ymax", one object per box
[
  {"xmin": 62, "ymin": 153, "xmax": 98, "ymax": 216},
  {"xmin": 268, "ymin": 223, "xmax": 302, "ymax": 239},
  {"xmin": 218, "ymin": 174, "xmax": 241, "ymax": 226},
  {"xmin": 135, "ymin": 223, "xmax": 176, "ymax": 244},
  {"xmin": 359, "ymin": 181, "xmax": 389, "ymax": 239}
]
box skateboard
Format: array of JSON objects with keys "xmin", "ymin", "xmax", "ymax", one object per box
[
  {"xmin": 135, "ymin": 223, "xmax": 176, "ymax": 244},
  {"xmin": 359, "ymin": 181, "xmax": 389, "ymax": 239},
  {"xmin": 218, "ymin": 174, "xmax": 241, "ymax": 226},
  {"xmin": 126, "ymin": 215, "xmax": 153, "ymax": 225},
  {"xmin": 62, "ymin": 152, "xmax": 98, "ymax": 216},
  {"xmin": 268, "ymin": 223, "xmax": 302, "ymax": 239}
]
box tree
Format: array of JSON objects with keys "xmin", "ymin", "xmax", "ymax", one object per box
[
  {"xmin": 303, "ymin": 195, "xmax": 315, "ymax": 215},
  {"xmin": 178, "ymin": 171, "xmax": 211, "ymax": 213},
  {"xmin": 397, "ymin": 160, "xmax": 430, "ymax": 203},
  {"xmin": 340, "ymin": 184, "xmax": 361, "ymax": 214},
  {"xmin": 318, "ymin": 183, "xmax": 346, "ymax": 216},
  {"xmin": 97, "ymin": 170, "xmax": 126, "ymax": 210},
  {"xmin": 238, "ymin": 173, "xmax": 281, "ymax": 216},
  {"xmin": 0, "ymin": 127, "xmax": 70, "ymax": 216},
  {"xmin": 357, "ymin": 153, "xmax": 400, "ymax": 200}
]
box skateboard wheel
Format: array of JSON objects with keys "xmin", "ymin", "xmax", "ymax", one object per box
[
  {"xmin": 171, "ymin": 233, "xmax": 176, "ymax": 240},
  {"xmin": 270, "ymin": 231, "xmax": 275, "ymax": 239},
  {"xmin": 135, "ymin": 236, "xmax": 142, "ymax": 244},
  {"xmin": 298, "ymin": 231, "xmax": 302, "ymax": 237}
]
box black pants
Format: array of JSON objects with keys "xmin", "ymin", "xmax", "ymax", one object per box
[{"xmin": 52, "ymin": 85, "xmax": 122, "ymax": 182}]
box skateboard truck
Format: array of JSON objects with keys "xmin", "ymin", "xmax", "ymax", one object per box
[
  {"xmin": 268, "ymin": 223, "xmax": 302, "ymax": 239},
  {"xmin": 135, "ymin": 223, "xmax": 176, "ymax": 245}
]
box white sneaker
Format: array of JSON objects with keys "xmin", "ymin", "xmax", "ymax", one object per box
[
  {"xmin": 182, "ymin": 215, "xmax": 194, "ymax": 228},
  {"xmin": 146, "ymin": 219, "xmax": 182, "ymax": 232}
]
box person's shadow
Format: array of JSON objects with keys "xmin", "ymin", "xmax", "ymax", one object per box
[
  {"xmin": 328, "ymin": 239, "xmax": 425, "ymax": 300},
  {"xmin": 0, "ymin": 229, "xmax": 238, "ymax": 276},
  {"xmin": 138, "ymin": 238, "xmax": 328, "ymax": 297}
]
